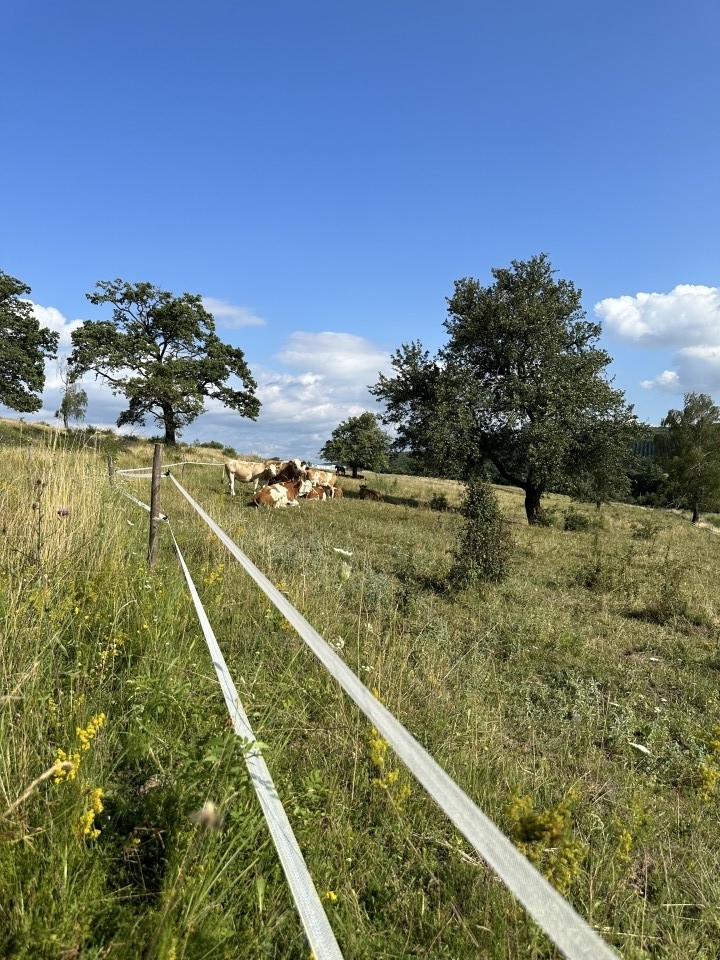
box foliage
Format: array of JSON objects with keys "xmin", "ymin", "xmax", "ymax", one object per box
[
  {"xmin": 55, "ymin": 362, "xmax": 88, "ymax": 429},
  {"xmin": 449, "ymin": 479, "xmax": 513, "ymax": 586},
  {"xmin": 563, "ymin": 507, "xmax": 591, "ymax": 531},
  {"xmin": 658, "ymin": 392, "xmax": 720, "ymax": 523},
  {"xmin": 69, "ymin": 279, "xmax": 260, "ymax": 444},
  {"xmin": 372, "ymin": 253, "xmax": 637, "ymax": 524},
  {"xmin": 319, "ymin": 411, "xmax": 392, "ymax": 478},
  {"xmin": 0, "ymin": 270, "xmax": 59, "ymax": 412}
]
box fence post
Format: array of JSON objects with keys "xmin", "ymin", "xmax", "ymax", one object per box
[
  {"xmin": 148, "ymin": 443, "xmax": 163, "ymax": 568},
  {"xmin": 107, "ymin": 457, "xmax": 115, "ymax": 485}
]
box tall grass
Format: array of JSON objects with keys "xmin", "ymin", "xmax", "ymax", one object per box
[{"xmin": 2, "ymin": 427, "xmax": 720, "ymax": 958}]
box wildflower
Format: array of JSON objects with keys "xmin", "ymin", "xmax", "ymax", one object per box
[
  {"xmin": 323, "ymin": 890, "xmax": 338, "ymax": 902},
  {"xmin": 330, "ymin": 637, "xmax": 345, "ymax": 651},
  {"xmin": 57, "ymin": 507, "xmax": 70, "ymax": 517},
  {"xmin": 77, "ymin": 713, "xmax": 106, "ymax": 751},
  {"xmin": 54, "ymin": 750, "xmax": 80, "ymax": 782}
]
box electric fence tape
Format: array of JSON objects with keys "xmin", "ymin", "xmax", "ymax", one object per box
[
  {"xmin": 167, "ymin": 525, "xmax": 344, "ymax": 960},
  {"xmin": 168, "ymin": 471, "xmax": 618, "ymax": 960},
  {"xmin": 114, "ymin": 481, "xmax": 343, "ymax": 959}
]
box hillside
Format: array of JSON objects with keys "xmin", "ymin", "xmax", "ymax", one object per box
[{"xmin": 1, "ymin": 426, "xmax": 719, "ymax": 959}]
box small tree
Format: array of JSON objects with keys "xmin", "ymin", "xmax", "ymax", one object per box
[
  {"xmin": 0, "ymin": 270, "xmax": 59, "ymax": 412},
  {"xmin": 449, "ymin": 479, "xmax": 513, "ymax": 587},
  {"xmin": 658, "ymin": 392, "xmax": 720, "ymax": 523},
  {"xmin": 319, "ymin": 411, "xmax": 392, "ymax": 478},
  {"xmin": 70, "ymin": 279, "xmax": 259, "ymax": 445},
  {"xmin": 55, "ymin": 367, "xmax": 88, "ymax": 429}
]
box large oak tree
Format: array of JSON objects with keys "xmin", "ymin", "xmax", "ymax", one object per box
[
  {"xmin": 70, "ymin": 280, "xmax": 260, "ymax": 444},
  {"xmin": 0, "ymin": 270, "xmax": 59, "ymax": 412},
  {"xmin": 371, "ymin": 254, "xmax": 637, "ymax": 524}
]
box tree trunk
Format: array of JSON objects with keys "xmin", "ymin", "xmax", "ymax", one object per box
[
  {"xmin": 351, "ymin": 465, "xmax": 359, "ymax": 478},
  {"xmin": 524, "ymin": 486, "xmax": 543, "ymax": 525},
  {"xmin": 692, "ymin": 502, "xmax": 700, "ymax": 524},
  {"xmin": 162, "ymin": 405, "xmax": 177, "ymax": 445}
]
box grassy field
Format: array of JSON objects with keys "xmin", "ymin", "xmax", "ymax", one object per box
[{"xmin": 1, "ymin": 422, "xmax": 720, "ymax": 959}]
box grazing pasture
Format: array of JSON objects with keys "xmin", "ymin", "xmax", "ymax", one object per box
[{"xmin": 1, "ymin": 426, "xmax": 720, "ymax": 959}]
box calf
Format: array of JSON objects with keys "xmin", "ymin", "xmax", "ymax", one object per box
[
  {"xmin": 224, "ymin": 459, "xmax": 277, "ymax": 496},
  {"xmin": 252, "ymin": 478, "xmax": 313, "ymax": 508},
  {"xmin": 359, "ymin": 484, "xmax": 383, "ymax": 501},
  {"xmin": 332, "ymin": 486, "xmax": 343, "ymax": 499},
  {"xmin": 304, "ymin": 484, "xmax": 327, "ymax": 501}
]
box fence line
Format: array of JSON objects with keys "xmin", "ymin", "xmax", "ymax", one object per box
[
  {"xmin": 166, "ymin": 471, "xmax": 618, "ymax": 960},
  {"xmin": 168, "ymin": 525, "xmax": 344, "ymax": 960}
]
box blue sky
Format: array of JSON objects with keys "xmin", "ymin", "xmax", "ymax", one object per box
[{"xmin": 3, "ymin": 0, "xmax": 719, "ymax": 460}]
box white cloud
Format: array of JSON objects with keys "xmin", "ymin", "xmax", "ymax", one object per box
[
  {"xmin": 640, "ymin": 370, "xmax": 681, "ymax": 392},
  {"xmin": 202, "ymin": 297, "xmax": 266, "ymax": 328},
  {"xmin": 596, "ymin": 284, "xmax": 720, "ymax": 396},
  {"xmin": 28, "ymin": 300, "xmax": 83, "ymax": 347},
  {"xmin": 276, "ymin": 331, "xmax": 390, "ymax": 380},
  {"xmin": 595, "ymin": 284, "xmax": 720, "ymax": 348}
]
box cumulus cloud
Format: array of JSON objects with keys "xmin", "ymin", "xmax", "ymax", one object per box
[
  {"xmin": 202, "ymin": 297, "xmax": 266, "ymax": 328},
  {"xmin": 595, "ymin": 285, "xmax": 720, "ymax": 348},
  {"xmin": 28, "ymin": 301, "xmax": 83, "ymax": 347},
  {"xmin": 596, "ymin": 284, "xmax": 720, "ymax": 395}
]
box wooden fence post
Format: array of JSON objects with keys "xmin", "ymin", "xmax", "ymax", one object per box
[
  {"xmin": 107, "ymin": 456, "xmax": 115, "ymax": 485},
  {"xmin": 148, "ymin": 443, "xmax": 163, "ymax": 568}
]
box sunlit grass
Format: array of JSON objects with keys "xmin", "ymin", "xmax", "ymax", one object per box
[{"xmin": 2, "ymin": 424, "xmax": 720, "ymax": 958}]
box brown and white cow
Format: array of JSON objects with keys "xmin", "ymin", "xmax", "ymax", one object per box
[
  {"xmin": 332, "ymin": 486, "xmax": 343, "ymax": 499},
  {"xmin": 359, "ymin": 484, "xmax": 383, "ymax": 501},
  {"xmin": 272, "ymin": 458, "xmax": 308, "ymax": 484},
  {"xmin": 252, "ymin": 477, "xmax": 313, "ymax": 508},
  {"xmin": 305, "ymin": 468, "xmax": 337, "ymax": 495},
  {"xmin": 224, "ymin": 459, "xmax": 278, "ymax": 496},
  {"xmin": 304, "ymin": 484, "xmax": 327, "ymax": 501}
]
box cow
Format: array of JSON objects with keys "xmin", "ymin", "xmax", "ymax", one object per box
[
  {"xmin": 332, "ymin": 486, "xmax": 343, "ymax": 499},
  {"xmin": 305, "ymin": 468, "xmax": 337, "ymax": 495},
  {"xmin": 304, "ymin": 484, "xmax": 327, "ymax": 501},
  {"xmin": 252, "ymin": 478, "xmax": 313, "ymax": 508},
  {"xmin": 335, "ymin": 464, "xmax": 347, "ymax": 476},
  {"xmin": 272, "ymin": 458, "xmax": 307, "ymax": 484},
  {"xmin": 224, "ymin": 459, "xmax": 278, "ymax": 496},
  {"xmin": 359, "ymin": 484, "xmax": 383, "ymax": 501}
]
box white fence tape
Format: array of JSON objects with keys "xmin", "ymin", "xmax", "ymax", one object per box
[
  {"xmin": 168, "ymin": 526, "xmax": 344, "ymax": 960},
  {"xmin": 168, "ymin": 472, "xmax": 617, "ymax": 960}
]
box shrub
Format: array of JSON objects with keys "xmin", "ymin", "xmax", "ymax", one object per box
[
  {"xmin": 429, "ymin": 493, "xmax": 450, "ymax": 512},
  {"xmin": 448, "ymin": 480, "xmax": 513, "ymax": 587},
  {"xmin": 563, "ymin": 508, "xmax": 591, "ymax": 532}
]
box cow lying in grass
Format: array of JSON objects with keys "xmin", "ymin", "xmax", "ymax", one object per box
[
  {"xmin": 359, "ymin": 484, "xmax": 383, "ymax": 501},
  {"xmin": 252, "ymin": 478, "xmax": 313, "ymax": 508},
  {"xmin": 224, "ymin": 459, "xmax": 277, "ymax": 496}
]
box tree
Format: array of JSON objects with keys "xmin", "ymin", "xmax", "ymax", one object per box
[
  {"xmin": 319, "ymin": 411, "xmax": 392, "ymax": 478},
  {"xmin": 69, "ymin": 280, "xmax": 260, "ymax": 445},
  {"xmin": 55, "ymin": 361, "xmax": 88, "ymax": 429},
  {"xmin": 0, "ymin": 270, "xmax": 59, "ymax": 412},
  {"xmin": 371, "ymin": 254, "xmax": 636, "ymax": 524},
  {"xmin": 658, "ymin": 392, "xmax": 720, "ymax": 523}
]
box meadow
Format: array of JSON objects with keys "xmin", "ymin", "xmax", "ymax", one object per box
[{"xmin": 1, "ymin": 421, "xmax": 719, "ymax": 959}]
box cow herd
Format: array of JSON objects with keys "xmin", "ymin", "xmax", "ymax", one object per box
[{"xmin": 223, "ymin": 457, "xmax": 347, "ymax": 509}]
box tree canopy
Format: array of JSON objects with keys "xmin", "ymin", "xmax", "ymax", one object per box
[
  {"xmin": 319, "ymin": 411, "xmax": 392, "ymax": 478},
  {"xmin": 371, "ymin": 254, "xmax": 637, "ymax": 523},
  {"xmin": 0, "ymin": 270, "xmax": 59, "ymax": 413},
  {"xmin": 70, "ymin": 280, "xmax": 260, "ymax": 444},
  {"xmin": 658, "ymin": 392, "xmax": 720, "ymax": 523}
]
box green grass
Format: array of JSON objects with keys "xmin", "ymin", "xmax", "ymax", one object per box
[{"xmin": 2, "ymin": 430, "xmax": 720, "ymax": 958}]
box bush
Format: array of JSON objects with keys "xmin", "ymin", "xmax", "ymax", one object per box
[
  {"xmin": 449, "ymin": 480, "xmax": 513, "ymax": 587},
  {"xmin": 563, "ymin": 508, "xmax": 591, "ymax": 532},
  {"xmin": 429, "ymin": 493, "xmax": 450, "ymax": 512}
]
